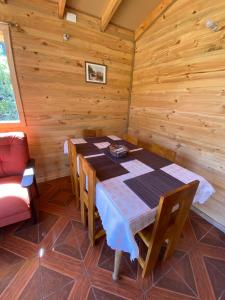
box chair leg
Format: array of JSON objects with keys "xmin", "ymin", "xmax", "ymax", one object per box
[
  {"xmin": 163, "ymin": 238, "xmax": 174, "ymax": 261},
  {"xmin": 34, "ymin": 176, "xmax": 40, "ymax": 197},
  {"xmin": 164, "ymin": 219, "xmax": 186, "ymax": 261},
  {"xmin": 80, "ymin": 197, "xmax": 87, "ymax": 225},
  {"xmin": 142, "ymin": 243, "xmax": 162, "ymax": 277},
  {"xmin": 163, "ymin": 232, "xmax": 182, "ymax": 261},
  {"xmin": 0, "ymin": 227, "xmax": 3, "ymax": 241},
  {"xmin": 88, "ymin": 209, "xmax": 95, "ymax": 246},
  {"xmin": 29, "ymin": 188, "xmax": 39, "ymax": 224},
  {"xmin": 74, "ymin": 179, "xmax": 80, "ymax": 209},
  {"xmin": 70, "ymin": 175, "xmax": 76, "ymax": 195}
]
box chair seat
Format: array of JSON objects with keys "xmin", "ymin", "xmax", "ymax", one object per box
[{"xmin": 0, "ymin": 176, "xmax": 31, "ymax": 227}]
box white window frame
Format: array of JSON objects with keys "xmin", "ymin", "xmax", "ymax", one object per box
[{"xmin": 0, "ymin": 22, "xmax": 26, "ymax": 126}]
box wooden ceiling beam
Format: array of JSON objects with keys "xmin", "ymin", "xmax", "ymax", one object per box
[
  {"xmin": 58, "ymin": 0, "xmax": 67, "ymax": 19},
  {"xmin": 135, "ymin": 0, "xmax": 175, "ymax": 41},
  {"xmin": 100, "ymin": 0, "xmax": 122, "ymax": 32}
]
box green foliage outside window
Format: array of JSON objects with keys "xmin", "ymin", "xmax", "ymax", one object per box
[{"xmin": 0, "ymin": 41, "xmax": 19, "ymax": 122}]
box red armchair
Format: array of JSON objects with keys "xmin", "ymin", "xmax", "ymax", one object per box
[{"xmin": 0, "ymin": 132, "xmax": 39, "ymax": 228}]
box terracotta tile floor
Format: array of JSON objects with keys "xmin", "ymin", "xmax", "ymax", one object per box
[{"xmin": 0, "ymin": 176, "xmax": 225, "ymax": 300}]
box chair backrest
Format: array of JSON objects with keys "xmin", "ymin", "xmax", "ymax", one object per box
[
  {"xmin": 150, "ymin": 143, "xmax": 176, "ymax": 162},
  {"xmin": 123, "ymin": 134, "xmax": 138, "ymax": 145},
  {"xmin": 0, "ymin": 132, "xmax": 29, "ymax": 177},
  {"xmin": 79, "ymin": 155, "xmax": 96, "ymax": 210},
  {"xmin": 138, "ymin": 140, "xmax": 151, "ymax": 150},
  {"xmin": 138, "ymin": 140, "xmax": 176, "ymax": 162},
  {"xmin": 83, "ymin": 129, "xmax": 102, "ymax": 138},
  {"xmin": 150, "ymin": 180, "xmax": 199, "ymax": 248}
]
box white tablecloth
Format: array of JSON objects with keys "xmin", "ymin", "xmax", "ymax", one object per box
[
  {"xmin": 95, "ymin": 162, "xmax": 215, "ymax": 260},
  {"xmin": 65, "ymin": 136, "xmax": 215, "ymax": 260}
]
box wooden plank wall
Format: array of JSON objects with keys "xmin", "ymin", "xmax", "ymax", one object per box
[
  {"xmin": 0, "ymin": 0, "xmax": 134, "ymax": 182},
  {"xmin": 129, "ymin": 0, "xmax": 225, "ymax": 226}
]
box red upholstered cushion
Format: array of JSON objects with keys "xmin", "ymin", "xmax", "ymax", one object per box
[
  {"xmin": 0, "ymin": 176, "xmax": 30, "ymax": 220},
  {"xmin": 0, "ymin": 132, "xmax": 30, "ymax": 177}
]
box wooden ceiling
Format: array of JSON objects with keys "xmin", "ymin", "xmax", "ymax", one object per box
[
  {"xmin": 66, "ymin": 0, "xmax": 160, "ymax": 30},
  {"xmin": 57, "ymin": 0, "xmax": 175, "ymax": 40},
  {"xmin": 0, "ymin": 0, "xmax": 175, "ymax": 41}
]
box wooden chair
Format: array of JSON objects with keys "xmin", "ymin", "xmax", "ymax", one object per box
[
  {"xmin": 68, "ymin": 139, "xmax": 80, "ymax": 207},
  {"xmin": 83, "ymin": 129, "xmax": 102, "ymax": 138},
  {"xmin": 137, "ymin": 180, "xmax": 199, "ymax": 277},
  {"xmin": 150, "ymin": 143, "xmax": 176, "ymax": 162},
  {"xmin": 138, "ymin": 140, "xmax": 176, "ymax": 162},
  {"xmin": 123, "ymin": 134, "xmax": 138, "ymax": 145},
  {"xmin": 138, "ymin": 140, "xmax": 151, "ymax": 150},
  {"xmin": 79, "ymin": 155, "xmax": 105, "ymax": 246}
]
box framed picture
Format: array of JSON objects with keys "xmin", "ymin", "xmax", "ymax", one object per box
[{"xmin": 85, "ymin": 62, "xmax": 107, "ymax": 84}]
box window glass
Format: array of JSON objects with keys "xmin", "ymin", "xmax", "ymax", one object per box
[{"xmin": 0, "ymin": 30, "xmax": 19, "ymax": 122}]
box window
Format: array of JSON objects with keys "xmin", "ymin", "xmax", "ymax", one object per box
[{"xmin": 0, "ymin": 23, "xmax": 25, "ymax": 125}]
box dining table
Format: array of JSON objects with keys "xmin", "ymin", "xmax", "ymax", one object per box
[{"xmin": 64, "ymin": 135, "xmax": 215, "ymax": 280}]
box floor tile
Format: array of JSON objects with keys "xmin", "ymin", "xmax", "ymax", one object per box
[
  {"xmin": 189, "ymin": 211, "xmax": 213, "ymax": 241},
  {"xmin": 41, "ymin": 266, "xmax": 74, "ymax": 298},
  {"xmin": 152, "ymin": 248, "xmax": 186, "ymax": 284},
  {"xmin": 98, "ymin": 240, "xmax": 138, "ymax": 280},
  {"xmin": 18, "ymin": 266, "xmax": 42, "ymax": 300},
  {"xmin": 204, "ymin": 256, "xmax": 225, "ymax": 300},
  {"xmin": 0, "ymin": 223, "xmax": 20, "ymax": 241},
  {"xmin": 18, "ymin": 265, "xmax": 74, "ymax": 300},
  {"xmin": 40, "ymin": 248, "xmax": 86, "ymax": 280},
  {"xmin": 0, "ymin": 248, "xmax": 25, "ymax": 295},
  {"xmin": 0, "ymin": 176, "xmax": 224, "ymax": 300},
  {"xmin": 47, "ymin": 187, "xmax": 73, "ymax": 207},
  {"xmin": 200, "ymin": 227, "xmax": 225, "ymax": 248},
  {"xmin": 39, "ymin": 177, "xmax": 73, "ymax": 207},
  {"xmin": 44, "ymin": 281, "xmax": 74, "ymax": 300},
  {"xmin": 53, "ymin": 220, "xmax": 90, "ymax": 260},
  {"xmin": 144, "ymin": 286, "xmax": 198, "ymax": 300},
  {"xmin": 14, "ymin": 211, "xmax": 58, "ymax": 244},
  {"xmin": 87, "ymin": 286, "xmax": 129, "ymax": 300},
  {"xmin": 172, "ymin": 254, "xmax": 197, "ymax": 296},
  {"xmin": 155, "ymin": 267, "xmax": 197, "ymax": 297}
]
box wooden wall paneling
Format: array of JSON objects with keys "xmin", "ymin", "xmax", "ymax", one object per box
[
  {"xmin": 0, "ymin": 0, "xmax": 134, "ymax": 182},
  {"xmin": 129, "ymin": 0, "xmax": 225, "ymax": 226},
  {"xmin": 135, "ymin": 0, "xmax": 175, "ymax": 40}
]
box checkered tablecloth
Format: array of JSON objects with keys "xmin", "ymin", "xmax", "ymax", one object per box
[{"xmin": 64, "ymin": 136, "xmax": 215, "ymax": 260}]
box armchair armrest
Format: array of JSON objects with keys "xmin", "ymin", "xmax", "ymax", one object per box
[
  {"xmin": 21, "ymin": 159, "xmax": 36, "ymax": 188},
  {"xmin": 21, "ymin": 159, "xmax": 39, "ymax": 224}
]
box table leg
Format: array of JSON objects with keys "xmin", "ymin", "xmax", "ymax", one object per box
[{"xmin": 112, "ymin": 250, "xmax": 122, "ymax": 281}]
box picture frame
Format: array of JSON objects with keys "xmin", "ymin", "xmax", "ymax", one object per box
[{"xmin": 85, "ymin": 61, "xmax": 107, "ymax": 84}]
